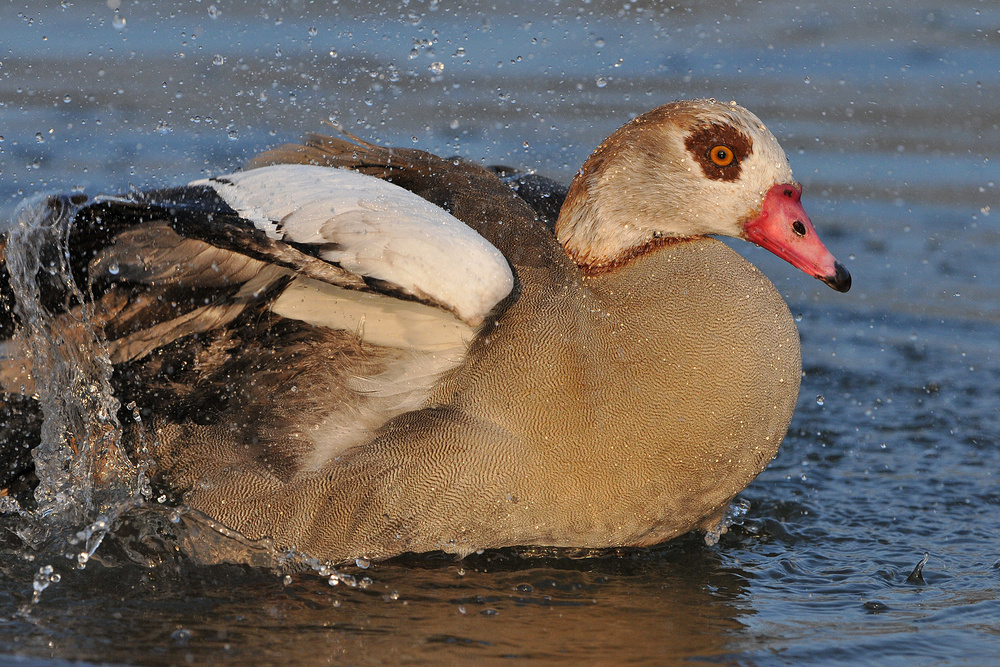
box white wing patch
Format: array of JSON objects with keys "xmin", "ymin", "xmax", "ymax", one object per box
[{"xmin": 190, "ymin": 164, "xmax": 514, "ymax": 326}]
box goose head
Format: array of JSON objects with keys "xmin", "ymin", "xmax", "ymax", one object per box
[{"xmin": 555, "ymin": 98, "xmax": 851, "ymax": 292}]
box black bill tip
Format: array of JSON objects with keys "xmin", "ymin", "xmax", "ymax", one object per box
[{"xmin": 823, "ymin": 261, "xmax": 852, "ymax": 293}]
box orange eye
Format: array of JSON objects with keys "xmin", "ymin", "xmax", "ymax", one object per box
[{"xmin": 709, "ymin": 145, "xmax": 735, "ymax": 167}]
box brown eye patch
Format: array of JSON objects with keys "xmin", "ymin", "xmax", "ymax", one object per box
[{"xmin": 684, "ymin": 123, "xmax": 753, "ymax": 182}]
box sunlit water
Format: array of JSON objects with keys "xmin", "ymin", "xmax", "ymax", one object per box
[{"xmin": 1, "ymin": 1, "xmax": 999, "ymax": 664}]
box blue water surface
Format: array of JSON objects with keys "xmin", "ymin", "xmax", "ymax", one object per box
[{"xmin": 1, "ymin": 1, "xmax": 998, "ymax": 664}]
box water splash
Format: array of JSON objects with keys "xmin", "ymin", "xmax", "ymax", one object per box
[
  {"xmin": 703, "ymin": 498, "xmax": 751, "ymax": 546},
  {"xmin": 3, "ymin": 195, "xmax": 145, "ymax": 566},
  {"xmin": 1, "ymin": 196, "xmax": 309, "ymax": 596}
]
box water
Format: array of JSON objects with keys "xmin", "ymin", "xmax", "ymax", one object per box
[
  {"xmin": 2, "ymin": 0, "xmax": 999, "ymax": 663},
  {"xmin": 4, "ymin": 196, "xmax": 145, "ymax": 537}
]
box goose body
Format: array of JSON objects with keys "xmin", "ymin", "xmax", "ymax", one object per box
[{"xmin": 0, "ymin": 99, "xmax": 849, "ymax": 562}]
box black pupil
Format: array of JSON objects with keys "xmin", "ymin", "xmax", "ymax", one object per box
[{"xmin": 716, "ymin": 149, "xmax": 728, "ymax": 161}]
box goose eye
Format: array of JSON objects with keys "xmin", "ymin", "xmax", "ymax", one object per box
[{"xmin": 709, "ymin": 145, "xmax": 735, "ymax": 167}]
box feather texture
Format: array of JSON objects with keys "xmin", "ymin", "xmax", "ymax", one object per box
[
  {"xmin": 194, "ymin": 165, "xmax": 514, "ymax": 326},
  {"xmin": 0, "ymin": 100, "xmax": 853, "ymax": 564}
]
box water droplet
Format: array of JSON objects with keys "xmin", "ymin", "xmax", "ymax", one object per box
[
  {"xmin": 595, "ymin": 76, "xmax": 608, "ymax": 88},
  {"xmin": 328, "ymin": 48, "xmax": 338, "ymax": 58},
  {"xmin": 170, "ymin": 629, "xmax": 192, "ymax": 646},
  {"xmin": 33, "ymin": 565, "xmax": 54, "ymax": 592},
  {"xmin": 213, "ymin": 54, "xmax": 225, "ymax": 66},
  {"xmin": 227, "ymin": 128, "xmax": 238, "ymax": 140},
  {"xmin": 108, "ymin": 262, "xmax": 120, "ymax": 275},
  {"xmin": 794, "ymin": 313, "xmax": 803, "ymax": 322},
  {"xmin": 429, "ymin": 61, "xmax": 444, "ymax": 74},
  {"xmin": 112, "ymin": 13, "xmax": 126, "ymax": 30},
  {"xmin": 63, "ymin": 95, "xmax": 71, "ymax": 103},
  {"xmin": 308, "ymin": 26, "xmax": 318, "ymax": 37},
  {"xmin": 31, "ymin": 565, "xmax": 60, "ymax": 603},
  {"xmin": 274, "ymin": 46, "xmax": 282, "ymax": 58},
  {"xmin": 815, "ymin": 395, "xmax": 825, "ymax": 406},
  {"xmin": 803, "ymin": 76, "xmax": 811, "ymax": 85},
  {"xmin": 207, "ymin": 4, "xmax": 220, "ymax": 19},
  {"xmin": 355, "ymin": 557, "xmax": 371, "ymax": 569},
  {"xmin": 35, "ymin": 132, "xmax": 44, "ymax": 143}
]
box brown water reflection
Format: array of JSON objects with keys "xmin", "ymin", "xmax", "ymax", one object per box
[{"xmin": 11, "ymin": 537, "xmax": 752, "ymax": 665}]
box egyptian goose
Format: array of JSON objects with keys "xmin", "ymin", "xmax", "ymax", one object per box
[{"xmin": 0, "ymin": 99, "xmax": 849, "ymax": 562}]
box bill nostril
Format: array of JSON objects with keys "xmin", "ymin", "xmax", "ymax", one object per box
[{"xmin": 792, "ymin": 220, "xmax": 806, "ymax": 236}]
